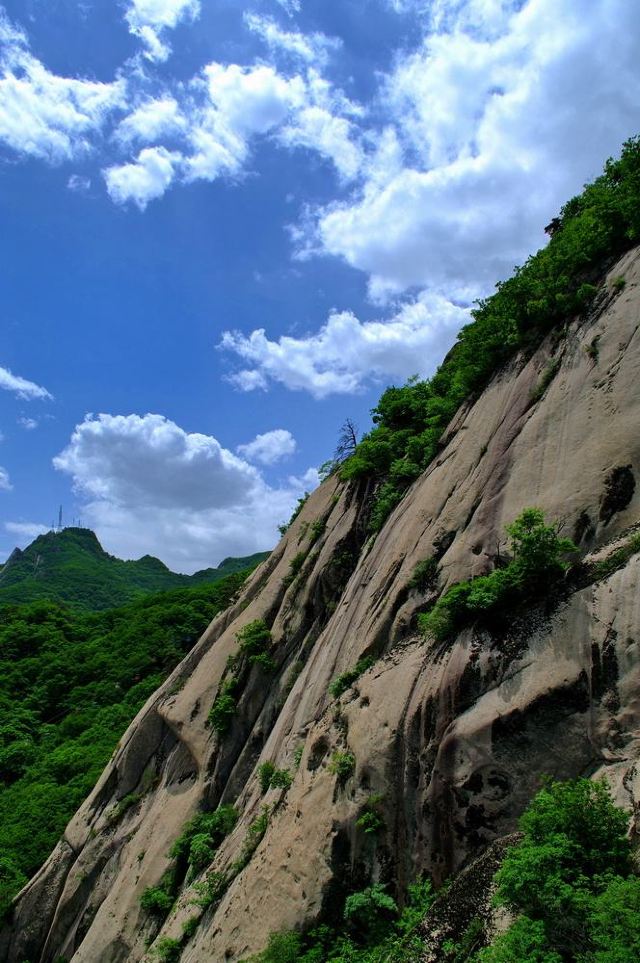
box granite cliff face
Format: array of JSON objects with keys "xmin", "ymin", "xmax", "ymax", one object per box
[{"xmin": 3, "ymin": 248, "xmax": 640, "ymax": 963}]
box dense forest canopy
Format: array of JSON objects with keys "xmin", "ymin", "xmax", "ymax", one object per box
[{"xmin": 0, "ymin": 571, "xmax": 249, "ymax": 916}]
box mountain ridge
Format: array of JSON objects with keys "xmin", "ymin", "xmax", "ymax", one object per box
[{"xmin": 0, "ymin": 526, "xmax": 269, "ymax": 610}]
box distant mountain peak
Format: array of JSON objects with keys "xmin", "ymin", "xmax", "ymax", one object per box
[{"xmin": 0, "ymin": 528, "xmax": 269, "ymax": 611}]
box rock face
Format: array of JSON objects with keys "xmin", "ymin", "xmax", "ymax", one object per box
[{"xmin": 3, "ymin": 249, "xmax": 640, "ymax": 963}]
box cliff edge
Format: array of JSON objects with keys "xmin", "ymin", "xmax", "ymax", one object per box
[{"xmin": 2, "ymin": 247, "xmax": 640, "ymax": 963}]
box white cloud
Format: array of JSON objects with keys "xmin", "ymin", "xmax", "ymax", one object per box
[
  {"xmin": 104, "ymin": 146, "xmax": 181, "ymax": 209},
  {"xmin": 0, "ymin": 366, "xmax": 52, "ymax": 401},
  {"xmin": 115, "ymin": 97, "xmax": 185, "ymax": 145},
  {"xmin": 53, "ymin": 412, "xmax": 261, "ymax": 510},
  {"xmin": 125, "ymin": 0, "xmax": 201, "ymax": 62},
  {"xmin": 0, "ymin": 12, "xmax": 126, "ymax": 162},
  {"xmin": 245, "ymin": 14, "xmax": 341, "ymax": 66},
  {"xmin": 137, "ymin": 25, "xmax": 172, "ymax": 63},
  {"xmin": 221, "ymin": 292, "xmax": 469, "ymax": 397},
  {"xmin": 0, "ymin": 467, "xmax": 12, "ymax": 492},
  {"xmin": 279, "ymin": 106, "xmax": 362, "ymax": 181},
  {"xmin": 17, "ymin": 417, "xmax": 38, "ymax": 430},
  {"xmin": 107, "ymin": 61, "xmax": 361, "ymax": 205},
  {"xmin": 0, "ymin": 10, "xmax": 362, "ymax": 204},
  {"xmin": 184, "ymin": 62, "xmax": 305, "ymax": 184},
  {"xmin": 308, "ymin": 0, "xmax": 640, "ymax": 301},
  {"xmin": 237, "ymin": 429, "xmax": 297, "ymax": 465},
  {"xmin": 5, "ymin": 521, "xmax": 49, "ymax": 541},
  {"xmin": 67, "ymin": 174, "xmax": 91, "ymax": 192},
  {"xmin": 53, "ymin": 413, "xmax": 317, "ymax": 572},
  {"xmin": 274, "ymin": 0, "xmax": 302, "ymax": 14}
]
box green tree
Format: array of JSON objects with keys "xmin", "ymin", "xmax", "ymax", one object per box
[{"xmin": 484, "ymin": 779, "xmax": 635, "ymax": 961}]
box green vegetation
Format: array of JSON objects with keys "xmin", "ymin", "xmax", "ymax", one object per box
[
  {"xmin": 140, "ymin": 804, "xmax": 238, "ymax": 925},
  {"xmin": 442, "ymin": 918, "xmax": 485, "ymax": 962},
  {"xmin": 271, "ymin": 768, "xmax": 292, "ymax": 790},
  {"xmin": 249, "ymin": 780, "xmax": 638, "ymax": 963},
  {"xmin": 169, "ymin": 805, "xmax": 238, "ymax": 875},
  {"xmin": 141, "ymin": 876, "xmax": 176, "ymax": 917},
  {"xmin": 308, "ymin": 519, "xmax": 326, "ymax": 546},
  {"xmin": 258, "ymin": 761, "xmax": 277, "ymax": 794},
  {"xmin": 356, "ymin": 795, "xmax": 385, "ymax": 836},
  {"xmin": 181, "ymin": 916, "xmax": 199, "ymax": 939},
  {"xmin": 0, "ymin": 526, "xmax": 267, "ymax": 611},
  {"xmin": 293, "ymin": 744, "xmax": 304, "ymax": 769},
  {"xmin": 329, "ymin": 656, "xmax": 376, "ymax": 699},
  {"xmin": 153, "ymin": 936, "xmax": 182, "ymax": 962},
  {"xmin": 419, "ymin": 509, "xmax": 576, "ymax": 642},
  {"xmin": 612, "ymin": 275, "xmax": 626, "ymax": 291},
  {"xmin": 478, "ymin": 778, "xmax": 639, "ymax": 963},
  {"xmin": 208, "ymin": 620, "xmax": 276, "ymax": 737},
  {"xmin": 283, "ymin": 552, "xmax": 308, "ymax": 588},
  {"xmin": 245, "ymin": 878, "xmax": 434, "ymax": 962},
  {"xmin": 237, "ymin": 619, "xmax": 275, "ymax": 669},
  {"xmin": 234, "ymin": 806, "xmax": 272, "ymax": 874},
  {"xmin": 530, "ymin": 356, "xmax": 562, "ymax": 404},
  {"xmin": 590, "ymin": 529, "xmax": 640, "ymax": 583},
  {"xmin": 328, "ymin": 751, "xmax": 356, "ymax": 782},
  {"xmin": 150, "ymin": 909, "xmax": 204, "ymax": 960},
  {"xmin": 189, "ymin": 807, "xmax": 274, "ymax": 913},
  {"xmin": 339, "ymin": 138, "xmax": 640, "ymax": 531},
  {"xmin": 278, "ymin": 494, "xmax": 310, "ymax": 536},
  {"xmin": 586, "ymin": 334, "xmax": 601, "ymax": 363},
  {"xmin": 408, "ymin": 557, "xmax": 439, "ymax": 593},
  {"xmin": 0, "ymin": 571, "xmax": 247, "ymax": 918},
  {"xmin": 207, "ymin": 676, "xmax": 239, "ymax": 734},
  {"xmin": 259, "ymin": 763, "xmax": 292, "ymax": 793},
  {"xmin": 192, "ymin": 869, "xmax": 229, "ymax": 909},
  {"xmin": 344, "ymin": 884, "xmax": 399, "ymax": 943}
]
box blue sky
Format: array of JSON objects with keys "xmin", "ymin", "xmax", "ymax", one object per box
[{"xmin": 0, "ymin": 0, "xmax": 639, "ymax": 572}]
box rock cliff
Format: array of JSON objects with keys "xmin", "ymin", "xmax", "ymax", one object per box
[{"xmin": 3, "ymin": 247, "xmax": 640, "ymax": 963}]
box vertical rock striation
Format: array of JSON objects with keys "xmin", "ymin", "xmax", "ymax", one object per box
[{"xmin": 2, "ymin": 249, "xmax": 640, "ymax": 962}]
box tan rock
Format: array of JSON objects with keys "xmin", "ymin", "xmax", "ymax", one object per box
[{"xmin": 3, "ymin": 247, "xmax": 640, "ymax": 962}]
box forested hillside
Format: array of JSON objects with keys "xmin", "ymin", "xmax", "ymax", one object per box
[
  {"xmin": 0, "ymin": 526, "xmax": 268, "ymax": 610},
  {"xmin": 0, "ymin": 569, "xmax": 251, "ymax": 916}
]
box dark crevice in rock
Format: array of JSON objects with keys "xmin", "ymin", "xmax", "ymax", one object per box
[{"xmin": 600, "ymin": 465, "xmax": 635, "ymax": 524}]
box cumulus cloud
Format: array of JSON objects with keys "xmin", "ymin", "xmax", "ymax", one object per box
[
  {"xmin": 0, "ymin": 7, "xmax": 363, "ymax": 203},
  {"xmin": 0, "ymin": 366, "xmax": 52, "ymax": 401},
  {"xmin": 5, "ymin": 521, "xmax": 49, "ymax": 541},
  {"xmin": 309, "ymin": 0, "xmax": 640, "ymax": 300},
  {"xmin": 115, "ymin": 97, "xmax": 185, "ymax": 145},
  {"xmin": 0, "ymin": 12, "xmax": 126, "ymax": 162},
  {"xmin": 104, "ymin": 146, "xmax": 181, "ymax": 208},
  {"xmin": 221, "ymin": 293, "xmax": 469, "ymax": 397},
  {"xmin": 184, "ymin": 62, "xmax": 306, "ymax": 183},
  {"xmin": 53, "ymin": 412, "xmax": 261, "ymax": 510},
  {"xmin": 0, "ymin": 467, "xmax": 12, "ymax": 491},
  {"xmin": 125, "ymin": 0, "xmax": 201, "ymax": 62},
  {"xmin": 53, "ymin": 413, "xmax": 317, "ymax": 572},
  {"xmin": 280, "ymin": 105, "xmax": 362, "ymax": 181},
  {"xmin": 245, "ymin": 14, "xmax": 341, "ymax": 66},
  {"xmin": 237, "ymin": 429, "xmax": 297, "ymax": 465}
]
